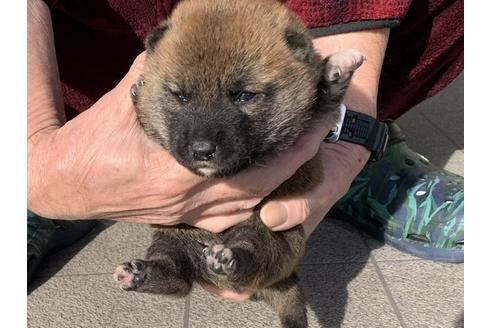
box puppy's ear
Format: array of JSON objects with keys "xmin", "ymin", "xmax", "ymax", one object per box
[
  {"xmin": 145, "ymin": 23, "xmax": 169, "ymax": 53},
  {"xmin": 284, "ymin": 29, "xmax": 313, "ymax": 62}
]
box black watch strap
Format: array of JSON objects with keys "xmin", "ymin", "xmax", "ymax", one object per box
[{"xmin": 324, "ymin": 105, "xmax": 389, "ymax": 163}]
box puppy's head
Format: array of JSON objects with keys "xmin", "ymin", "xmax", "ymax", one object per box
[{"xmin": 135, "ymin": 0, "xmax": 323, "ymax": 177}]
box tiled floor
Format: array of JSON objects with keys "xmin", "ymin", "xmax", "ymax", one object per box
[{"xmin": 27, "ymin": 74, "xmax": 464, "ymax": 328}]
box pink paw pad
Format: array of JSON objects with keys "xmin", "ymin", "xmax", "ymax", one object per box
[
  {"xmin": 113, "ymin": 260, "xmax": 147, "ymax": 290},
  {"xmin": 113, "ymin": 265, "xmax": 135, "ymax": 287}
]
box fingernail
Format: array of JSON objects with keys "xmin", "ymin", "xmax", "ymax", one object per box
[{"xmin": 260, "ymin": 202, "xmax": 288, "ymax": 230}]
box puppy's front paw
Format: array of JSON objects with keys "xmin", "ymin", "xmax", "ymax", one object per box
[
  {"xmin": 203, "ymin": 244, "xmax": 236, "ymax": 276},
  {"xmin": 325, "ymin": 49, "xmax": 365, "ymax": 83},
  {"xmin": 130, "ymin": 79, "xmax": 145, "ymax": 105},
  {"xmin": 113, "ymin": 259, "xmax": 148, "ymax": 291}
]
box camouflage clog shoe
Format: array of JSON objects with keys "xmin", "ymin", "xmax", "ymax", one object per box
[{"xmin": 329, "ymin": 122, "xmax": 464, "ymax": 262}]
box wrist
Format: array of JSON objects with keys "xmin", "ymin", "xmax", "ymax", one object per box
[
  {"xmin": 321, "ymin": 141, "xmax": 370, "ymax": 182},
  {"xmin": 27, "ymin": 130, "xmax": 76, "ymax": 219},
  {"xmin": 27, "ymin": 130, "xmax": 60, "ymax": 217},
  {"xmin": 301, "ymin": 141, "xmax": 370, "ymax": 238},
  {"xmin": 328, "ymin": 104, "xmax": 388, "ymax": 165},
  {"xmin": 27, "ymin": 133, "xmax": 51, "ymax": 217}
]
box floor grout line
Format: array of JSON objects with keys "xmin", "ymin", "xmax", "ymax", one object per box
[
  {"xmin": 359, "ymin": 231, "xmax": 408, "ymax": 328},
  {"xmin": 183, "ymin": 293, "xmax": 191, "ymax": 328},
  {"xmin": 34, "ymin": 257, "xmax": 429, "ymax": 279},
  {"xmin": 369, "ymin": 256, "xmax": 408, "ymax": 328},
  {"xmin": 33, "ymin": 257, "xmax": 430, "ymax": 280}
]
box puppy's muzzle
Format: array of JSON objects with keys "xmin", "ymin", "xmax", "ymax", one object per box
[{"xmin": 190, "ymin": 140, "xmax": 217, "ymax": 161}]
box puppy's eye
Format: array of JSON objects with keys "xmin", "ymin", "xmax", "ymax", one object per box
[
  {"xmin": 177, "ymin": 94, "xmax": 189, "ymax": 102},
  {"xmin": 171, "ymin": 90, "xmax": 190, "ymax": 102},
  {"xmin": 235, "ymin": 91, "xmax": 257, "ymax": 103}
]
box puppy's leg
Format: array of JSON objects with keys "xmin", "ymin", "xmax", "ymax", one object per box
[
  {"xmin": 259, "ymin": 274, "xmax": 307, "ymax": 328},
  {"xmin": 202, "ymin": 214, "xmax": 305, "ymax": 288},
  {"xmin": 114, "ymin": 233, "xmax": 193, "ymax": 296},
  {"xmin": 113, "ymin": 257, "xmax": 192, "ymax": 296},
  {"xmin": 323, "ymin": 49, "xmax": 365, "ymax": 105}
]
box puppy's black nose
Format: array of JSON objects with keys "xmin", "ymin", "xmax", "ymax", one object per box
[{"xmin": 191, "ymin": 140, "xmax": 217, "ymax": 161}]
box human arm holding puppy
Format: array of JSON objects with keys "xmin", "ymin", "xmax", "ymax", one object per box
[
  {"xmin": 29, "ymin": 0, "xmax": 386, "ymax": 302},
  {"xmin": 28, "ymin": 0, "xmax": 387, "ymax": 239},
  {"xmin": 28, "ymin": 0, "xmax": 333, "ymax": 232}
]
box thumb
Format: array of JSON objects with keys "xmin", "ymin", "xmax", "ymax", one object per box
[
  {"xmin": 94, "ymin": 52, "xmax": 146, "ymax": 114},
  {"xmin": 113, "ymin": 52, "xmax": 146, "ymax": 98},
  {"xmin": 260, "ymin": 198, "xmax": 310, "ymax": 231}
]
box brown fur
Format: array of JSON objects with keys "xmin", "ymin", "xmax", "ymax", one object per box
[{"xmin": 115, "ymin": 1, "xmax": 362, "ymax": 327}]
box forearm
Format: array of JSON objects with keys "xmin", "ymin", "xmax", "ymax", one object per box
[
  {"xmin": 313, "ymin": 28, "xmax": 390, "ymax": 169},
  {"xmin": 28, "ymin": 0, "xmax": 65, "ymax": 141},
  {"xmin": 28, "ymin": 0, "xmax": 66, "ymax": 213}
]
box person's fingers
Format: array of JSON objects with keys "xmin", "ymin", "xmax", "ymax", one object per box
[
  {"xmin": 260, "ymin": 197, "xmax": 311, "ymax": 231},
  {"xmin": 200, "ymin": 284, "xmax": 253, "ymax": 302},
  {"xmin": 260, "ymin": 144, "xmax": 360, "ymax": 236},
  {"xmin": 184, "ymin": 125, "xmax": 334, "ymax": 232},
  {"xmin": 260, "ymin": 190, "xmax": 335, "ymax": 238},
  {"xmin": 188, "ymin": 198, "xmax": 262, "ymax": 218},
  {"xmin": 188, "ymin": 209, "xmax": 253, "ymax": 233},
  {"xmin": 114, "ymin": 215, "xmax": 181, "ymax": 225}
]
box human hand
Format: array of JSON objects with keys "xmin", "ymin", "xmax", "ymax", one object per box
[
  {"xmin": 260, "ymin": 141, "xmax": 370, "ymax": 237},
  {"xmin": 200, "ymin": 284, "xmax": 254, "ymax": 302},
  {"xmin": 28, "ymin": 53, "xmax": 333, "ymax": 231},
  {"xmin": 201, "ymin": 141, "xmax": 370, "ymax": 302}
]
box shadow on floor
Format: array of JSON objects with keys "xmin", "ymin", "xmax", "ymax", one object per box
[
  {"xmin": 300, "ymin": 220, "xmax": 383, "ymax": 328},
  {"xmin": 28, "ymin": 220, "xmax": 114, "ymax": 295},
  {"xmin": 303, "ymin": 262, "xmax": 371, "ymax": 328}
]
